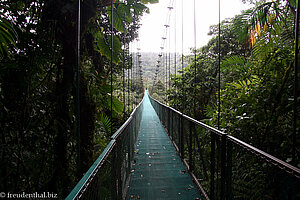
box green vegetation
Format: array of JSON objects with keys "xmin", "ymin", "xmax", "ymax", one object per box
[
  {"xmin": 154, "ymin": 0, "xmax": 300, "ymax": 167},
  {"xmin": 0, "ymin": 0, "xmax": 157, "ymax": 197},
  {"xmin": 1, "ymin": 0, "xmax": 299, "ymax": 198}
]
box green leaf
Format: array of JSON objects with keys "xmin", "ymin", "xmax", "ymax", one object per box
[
  {"xmin": 111, "ymin": 3, "xmax": 136, "ymax": 32},
  {"xmin": 106, "ymin": 95, "xmax": 124, "ymax": 113},
  {"xmin": 100, "ymin": 84, "xmax": 112, "ymax": 94},
  {"xmin": 112, "ymin": 96, "xmax": 124, "ymax": 113},
  {"xmin": 94, "ymin": 31, "xmax": 121, "ymax": 64},
  {"xmin": 133, "ymin": 3, "xmax": 148, "ymax": 15}
]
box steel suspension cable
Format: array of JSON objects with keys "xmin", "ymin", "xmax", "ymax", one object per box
[
  {"xmin": 128, "ymin": 45, "xmax": 131, "ymax": 109},
  {"xmin": 127, "ymin": 45, "xmax": 130, "ymax": 111},
  {"xmin": 167, "ymin": 2, "xmax": 174, "ymax": 102},
  {"xmin": 123, "ymin": 13, "xmax": 126, "ymax": 115},
  {"xmin": 110, "ymin": 0, "xmax": 114, "ymax": 136},
  {"xmin": 123, "ymin": 53, "xmax": 125, "ymax": 114},
  {"xmin": 129, "ymin": 58, "xmax": 135, "ymax": 106},
  {"xmin": 132, "ymin": 44, "xmax": 137, "ymax": 108},
  {"xmin": 181, "ymin": 0, "xmax": 184, "ymax": 114},
  {"xmin": 169, "ymin": 23, "xmax": 171, "ymax": 95},
  {"xmin": 193, "ymin": 0, "xmax": 197, "ymax": 118},
  {"xmin": 174, "ymin": 0, "xmax": 177, "ymax": 94},
  {"xmin": 128, "ymin": 47, "xmax": 131, "ymax": 113},
  {"xmin": 218, "ymin": 0, "xmax": 221, "ymax": 129},
  {"xmin": 216, "ymin": 0, "xmax": 222, "ymax": 197},
  {"xmin": 292, "ymin": 0, "xmax": 300, "ymax": 163},
  {"xmin": 166, "ymin": 42, "xmax": 168, "ymax": 101},
  {"xmin": 128, "ymin": 45, "xmax": 131, "ymax": 112},
  {"xmin": 76, "ymin": 0, "xmax": 81, "ymax": 171}
]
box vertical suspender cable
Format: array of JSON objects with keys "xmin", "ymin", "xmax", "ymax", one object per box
[
  {"xmin": 193, "ymin": 0, "xmax": 197, "ymax": 118},
  {"xmin": 165, "ymin": 40, "xmax": 167, "ymax": 101},
  {"xmin": 131, "ymin": 50, "xmax": 137, "ymax": 106},
  {"xmin": 133, "ymin": 51, "xmax": 135, "ymax": 107},
  {"xmin": 128, "ymin": 51, "xmax": 132, "ymax": 110},
  {"xmin": 129, "ymin": 50, "xmax": 132, "ymax": 111},
  {"xmin": 76, "ymin": 0, "xmax": 81, "ymax": 171},
  {"xmin": 129, "ymin": 50, "xmax": 130, "ymax": 110},
  {"xmin": 110, "ymin": 0, "xmax": 114, "ymax": 136},
  {"xmin": 293, "ymin": 0, "xmax": 299, "ymax": 163},
  {"xmin": 174, "ymin": 0, "xmax": 177, "ymax": 93},
  {"xmin": 131, "ymin": 60, "xmax": 132, "ymax": 109},
  {"xmin": 128, "ymin": 52, "xmax": 131, "ymax": 113},
  {"xmin": 129, "ymin": 54, "xmax": 130, "ymax": 108},
  {"xmin": 168, "ymin": 9, "xmax": 171, "ymax": 93},
  {"xmin": 166, "ymin": 39, "xmax": 168, "ymax": 101},
  {"xmin": 168, "ymin": 1, "xmax": 174, "ymax": 96},
  {"xmin": 123, "ymin": 13, "xmax": 126, "ymax": 115},
  {"xmin": 123, "ymin": 53, "xmax": 125, "ymax": 114},
  {"xmin": 128, "ymin": 45, "xmax": 131, "ymax": 111},
  {"xmin": 126, "ymin": 63, "xmax": 129, "ymax": 114},
  {"xmin": 181, "ymin": 0, "xmax": 184, "ymax": 114},
  {"xmin": 217, "ymin": 0, "xmax": 221, "ymax": 196},
  {"xmin": 169, "ymin": 24, "xmax": 171, "ymax": 93},
  {"xmin": 218, "ymin": 0, "xmax": 221, "ymax": 129},
  {"xmin": 129, "ymin": 45, "xmax": 131, "ymax": 111}
]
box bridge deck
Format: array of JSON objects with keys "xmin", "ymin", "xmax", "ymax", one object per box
[{"xmin": 126, "ymin": 91, "xmax": 202, "ymax": 200}]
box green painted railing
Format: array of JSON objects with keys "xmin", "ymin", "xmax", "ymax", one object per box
[
  {"xmin": 149, "ymin": 94, "xmax": 300, "ymax": 200},
  {"xmin": 67, "ymin": 90, "xmax": 300, "ymax": 200},
  {"xmin": 66, "ymin": 93, "xmax": 144, "ymax": 200}
]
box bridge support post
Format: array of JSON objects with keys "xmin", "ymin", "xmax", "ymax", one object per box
[
  {"xmin": 114, "ymin": 140, "xmax": 122, "ymax": 199},
  {"xmin": 180, "ymin": 115, "xmax": 184, "ymax": 159},
  {"xmin": 226, "ymin": 139, "xmax": 232, "ymax": 200},
  {"xmin": 159, "ymin": 103, "xmax": 162, "ymax": 120},
  {"xmin": 111, "ymin": 147, "xmax": 118, "ymax": 199},
  {"xmin": 170, "ymin": 110, "xmax": 173, "ymax": 139},
  {"xmin": 167, "ymin": 109, "xmax": 170, "ymax": 135},
  {"xmin": 210, "ymin": 133, "xmax": 216, "ymax": 200},
  {"xmin": 220, "ymin": 134, "xmax": 227, "ymax": 200},
  {"xmin": 188, "ymin": 122, "xmax": 194, "ymax": 171}
]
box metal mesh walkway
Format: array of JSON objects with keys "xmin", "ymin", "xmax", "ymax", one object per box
[{"xmin": 126, "ymin": 91, "xmax": 202, "ymax": 200}]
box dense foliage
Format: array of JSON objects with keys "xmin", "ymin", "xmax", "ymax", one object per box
[
  {"xmin": 165, "ymin": 0, "xmax": 299, "ymax": 167},
  {"xmin": 0, "ymin": 0, "xmax": 157, "ymax": 197}
]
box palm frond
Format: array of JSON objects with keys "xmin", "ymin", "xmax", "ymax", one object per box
[{"xmin": 0, "ymin": 18, "xmax": 18, "ymax": 58}]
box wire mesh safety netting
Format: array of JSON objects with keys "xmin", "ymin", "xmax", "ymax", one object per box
[
  {"xmin": 66, "ymin": 93, "xmax": 144, "ymax": 200},
  {"xmin": 149, "ymin": 94, "xmax": 300, "ymax": 200}
]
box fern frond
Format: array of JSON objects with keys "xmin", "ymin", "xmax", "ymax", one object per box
[{"xmin": 100, "ymin": 113, "xmax": 112, "ymax": 134}]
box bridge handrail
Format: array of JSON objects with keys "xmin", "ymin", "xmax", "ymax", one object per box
[
  {"xmin": 149, "ymin": 96, "xmax": 300, "ymax": 178},
  {"xmin": 150, "ymin": 96, "xmax": 225, "ymax": 137},
  {"xmin": 149, "ymin": 94, "xmax": 300, "ymax": 199},
  {"xmin": 66, "ymin": 92, "xmax": 145, "ymax": 199},
  {"xmin": 65, "ymin": 140, "xmax": 116, "ymax": 199},
  {"xmin": 227, "ymin": 135, "xmax": 300, "ymax": 178},
  {"xmin": 111, "ymin": 92, "xmax": 145, "ymax": 140}
]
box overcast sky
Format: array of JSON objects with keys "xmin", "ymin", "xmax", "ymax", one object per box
[{"xmin": 131, "ymin": 0, "xmax": 252, "ymax": 54}]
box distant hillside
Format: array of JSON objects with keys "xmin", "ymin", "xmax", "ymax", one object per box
[{"xmin": 132, "ymin": 52, "xmax": 185, "ymax": 87}]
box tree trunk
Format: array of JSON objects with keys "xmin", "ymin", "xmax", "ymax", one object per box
[{"xmin": 78, "ymin": 75, "xmax": 96, "ymax": 176}]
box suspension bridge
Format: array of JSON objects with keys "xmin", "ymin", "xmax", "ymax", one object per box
[
  {"xmin": 65, "ymin": 0, "xmax": 300, "ymax": 199},
  {"xmin": 66, "ymin": 89, "xmax": 300, "ymax": 199}
]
